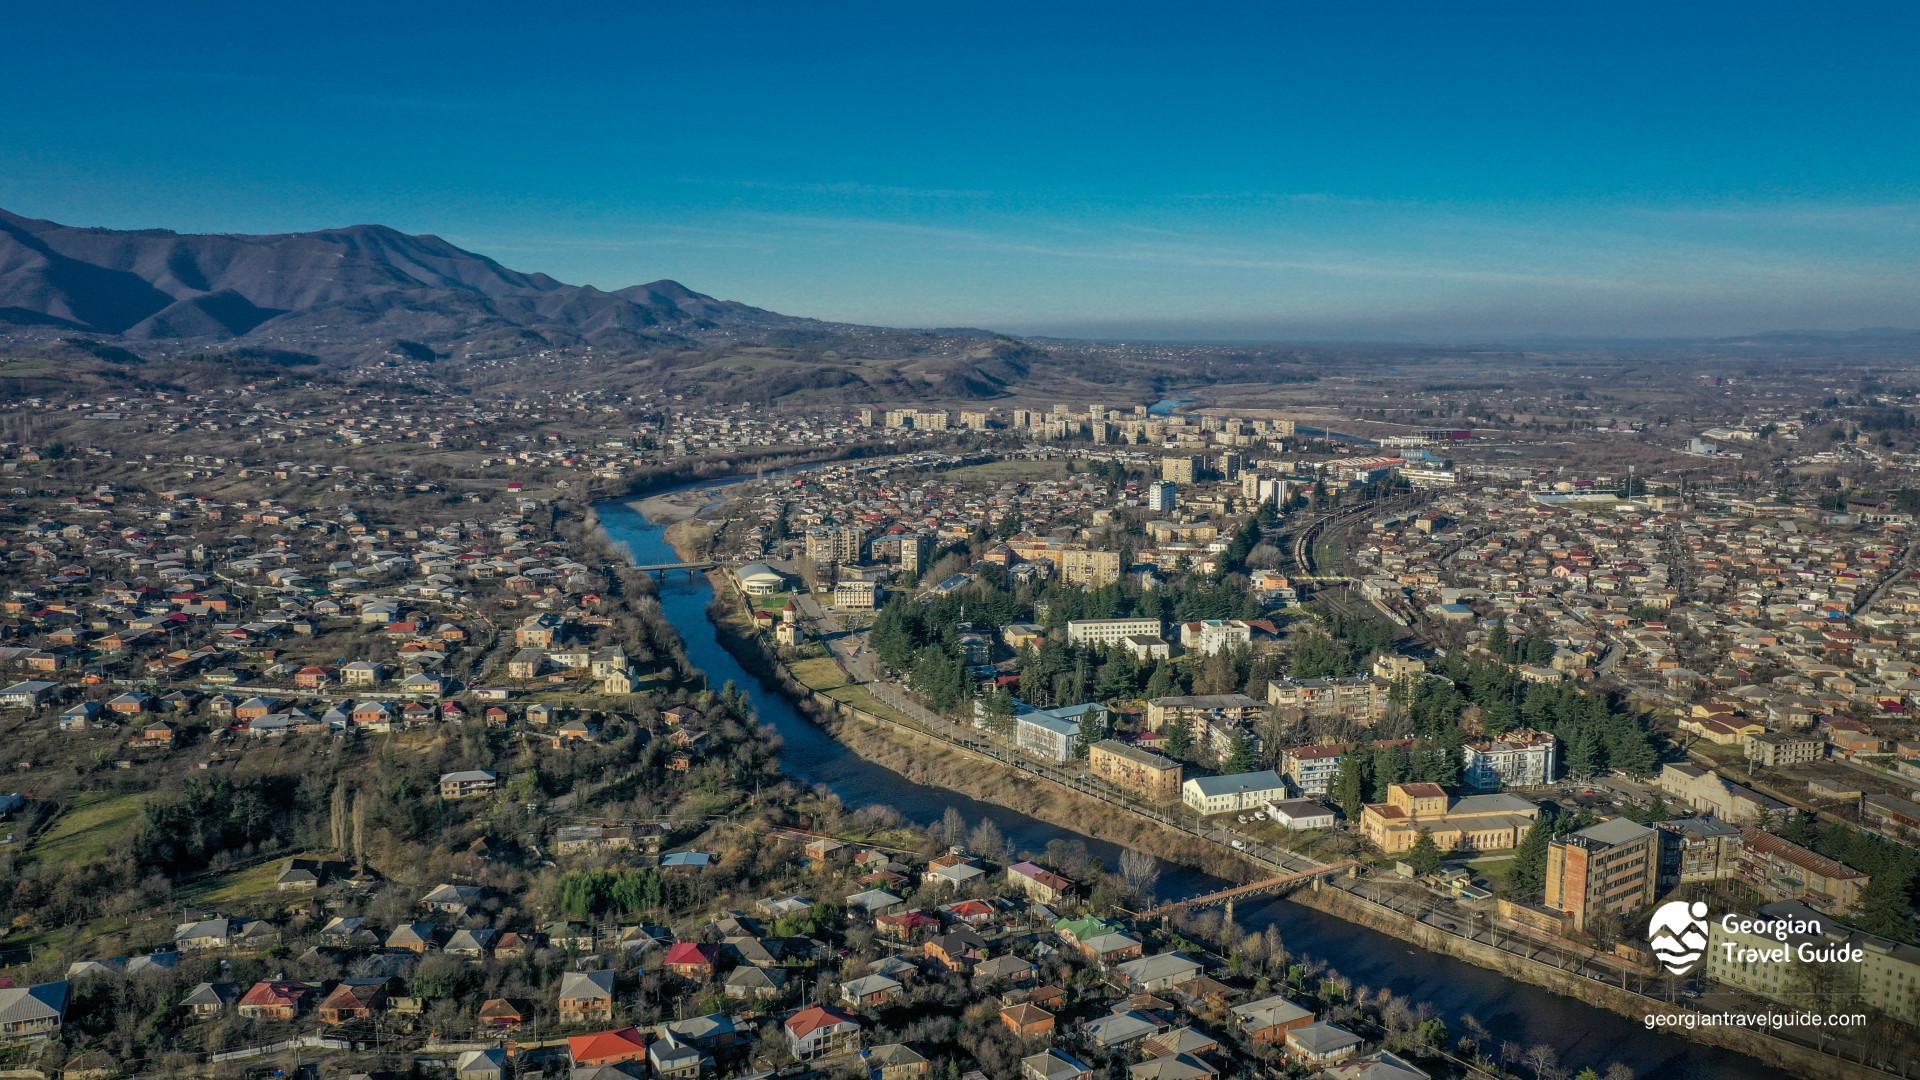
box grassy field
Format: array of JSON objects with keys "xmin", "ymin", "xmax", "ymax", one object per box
[
  {"xmin": 786, "ymin": 656, "xmax": 849, "ymax": 690},
  {"xmin": 824, "ymin": 683, "xmax": 912, "ymax": 724},
  {"xmin": 943, "ymin": 458, "xmax": 1069, "ymax": 483},
  {"xmin": 1464, "ymin": 854, "xmax": 1515, "ymax": 893},
  {"xmin": 180, "ymin": 858, "xmax": 298, "ymax": 907},
  {"xmin": 31, "ymin": 792, "xmax": 145, "ymax": 865},
  {"xmin": 752, "ymin": 591, "xmax": 794, "ymax": 613},
  {"xmin": 781, "ymin": 654, "xmax": 913, "ymax": 724}
]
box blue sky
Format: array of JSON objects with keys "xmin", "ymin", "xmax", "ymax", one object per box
[{"xmin": 5, "ymin": 2, "xmax": 1917, "ymax": 340}]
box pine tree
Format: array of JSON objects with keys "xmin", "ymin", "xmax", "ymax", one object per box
[
  {"xmin": 1409, "ymin": 828, "xmax": 1443, "ymax": 875},
  {"xmin": 1370, "ymin": 744, "xmax": 1410, "ymax": 800},
  {"xmin": 1146, "ymin": 661, "xmax": 1176, "ymax": 699},
  {"xmin": 1857, "ymin": 865, "xmax": 1918, "ymax": 942},
  {"xmin": 1095, "ymin": 654, "xmax": 1136, "ymax": 701},
  {"xmin": 1223, "ymin": 731, "xmax": 1257, "ymax": 774},
  {"xmin": 1164, "ymin": 716, "xmax": 1194, "ymax": 760},
  {"xmin": 1508, "ymin": 817, "xmax": 1552, "ymax": 899},
  {"xmin": 1488, "ymin": 619, "xmax": 1511, "ymax": 661},
  {"xmin": 1565, "ymin": 727, "xmax": 1603, "ymax": 778},
  {"xmin": 982, "ymin": 688, "xmax": 1015, "ymax": 736},
  {"xmin": 1075, "ymin": 709, "xmax": 1106, "ymax": 759},
  {"xmin": 1331, "ymin": 752, "xmax": 1370, "ymax": 820}
]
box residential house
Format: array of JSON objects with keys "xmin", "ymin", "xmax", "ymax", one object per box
[
  {"xmin": 1021, "ymin": 1049, "xmax": 1094, "ymax": 1080},
  {"xmin": 439, "ymin": 769, "xmax": 498, "ymax": 800},
  {"xmin": 664, "ymin": 942, "xmax": 721, "ymax": 980},
  {"xmin": 785, "ymin": 1004, "xmax": 862, "ymax": 1061},
  {"xmin": 1285, "ymin": 1021, "xmax": 1364, "ymax": 1065},
  {"xmin": 0, "ymin": 981, "xmax": 68, "ymax": 1039},
  {"xmin": 181, "ymin": 981, "xmax": 237, "ymax": 1020},
  {"xmin": 568, "ymin": 1026, "xmax": 650, "ymax": 1069},
  {"xmin": 237, "ymin": 980, "xmax": 315, "ymax": 1021},
  {"xmin": 1230, "ymin": 993, "xmax": 1314, "ymax": 1043},
  {"xmin": 560, "ymin": 970, "xmax": 617, "ymax": 1025},
  {"xmin": 1113, "ymin": 952, "xmax": 1203, "ymax": 993},
  {"xmin": 868, "ymin": 1042, "xmax": 932, "ymax": 1080},
  {"xmin": 316, "ymin": 979, "xmax": 386, "ymax": 1024},
  {"xmin": 1001, "ymin": 1002, "xmax": 1056, "ymax": 1038}
]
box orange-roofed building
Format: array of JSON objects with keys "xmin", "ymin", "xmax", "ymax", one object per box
[{"xmin": 569, "ymin": 1026, "xmax": 649, "ymax": 1067}]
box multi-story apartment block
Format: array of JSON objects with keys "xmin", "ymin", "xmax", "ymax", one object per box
[
  {"xmin": 1015, "ymin": 704, "xmax": 1108, "ymax": 763},
  {"xmin": 1146, "ymin": 694, "xmax": 1266, "ymax": 731},
  {"xmin": 1066, "ymin": 618, "xmax": 1163, "ymax": 648},
  {"xmin": 1160, "ymin": 455, "xmax": 1200, "ymax": 484},
  {"xmin": 1147, "ymin": 481, "xmax": 1177, "ymax": 513},
  {"xmin": 1281, "ymin": 744, "xmax": 1345, "ymax": 797},
  {"xmin": 1654, "ymin": 816, "xmax": 1742, "ymax": 892},
  {"xmin": 897, "ymin": 532, "xmax": 931, "ymax": 576},
  {"xmin": 804, "ymin": 525, "xmax": 865, "ymax": 566},
  {"xmin": 1706, "ymin": 901, "xmax": 1920, "ymax": 1028},
  {"xmin": 1862, "ymin": 792, "xmax": 1920, "ymax": 839},
  {"xmin": 1180, "ymin": 619, "xmax": 1252, "ymax": 656},
  {"xmin": 1545, "ymin": 818, "xmax": 1659, "ymax": 932},
  {"xmin": 1736, "ymin": 826, "xmax": 1868, "ymax": 914},
  {"xmin": 1744, "ymin": 731, "xmax": 1824, "ymax": 769},
  {"xmin": 1088, "ymin": 739, "xmax": 1183, "ymax": 803},
  {"xmin": 1266, "ymin": 676, "xmax": 1389, "ymax": 723},
  {"xmin": 1060, "ymin": 549, "xmax": 1122, "ymax": 588},
  {"xmin": 1460, "ymin": 728, "xmax": 1557, "ymax": 789}
]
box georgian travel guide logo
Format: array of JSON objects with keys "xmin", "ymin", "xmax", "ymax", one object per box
[{"xmin": 1649, "ymin": 899, "xmax": 1712, "ymax": 975}]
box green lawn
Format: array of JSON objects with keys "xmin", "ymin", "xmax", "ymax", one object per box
[
  {"xmin": 751, "ymin": 591, "xmax": 794, "ymax": 613},
  {"xmin": 1464, "ymin": 855, "xmax": 1515, "ymax": 893},
  {"xmin": 32, "ymin": 792, "xmax": 145, "ymax": 865}
]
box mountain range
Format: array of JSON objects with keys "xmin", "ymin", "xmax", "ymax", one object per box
[{"xmin": 0, "ymin": 207, "xmax": 822, "ymax": 356}]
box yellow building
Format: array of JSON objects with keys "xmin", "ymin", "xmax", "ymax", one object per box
[
  {"xmin": 1060, "ymin": 549, "xmax": 1121, "ymax": 588},
  {"xmin": 1361, "ymin": 783, "xmax": 1539, "ymax": 855},
  {"xmin": 1160, "ymin": 455, "xmax": 1200, "ymax": 483},
  {"xmin": 1088, "ymin": 739, "xmax": 1183, "ymax": 803}
]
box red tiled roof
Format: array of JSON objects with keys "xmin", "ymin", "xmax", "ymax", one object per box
[
  {"xmin": 785, "ymin": 1004, "xmax": 858, "ymax": 1038},
  {"xmin": 664, "ymin": 941, "xmax": 718, "ymax": 967}
]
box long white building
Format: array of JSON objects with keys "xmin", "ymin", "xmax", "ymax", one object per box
[{"xmin": 1066, "ymin": 618, "xmax": 1163, "ymax": 648}]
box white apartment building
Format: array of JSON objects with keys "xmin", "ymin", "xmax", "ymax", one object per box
[
  {"xmin": 1067, "ymin": 618, "xmax": 1164, "ymax": 648},
  {"xmin": 1460, "ymin": 728, "xmax": 1557, "ymax": 789}
]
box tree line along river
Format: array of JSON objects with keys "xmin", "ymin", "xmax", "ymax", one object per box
[{"xmin": 593, "ymin": 488, "xmax": 1789, "ymax": 1080}]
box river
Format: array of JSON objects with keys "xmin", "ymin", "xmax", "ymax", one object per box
[{"xmin": 594, "ymin": 492, "xmax": 1788, "ymax": 1080}]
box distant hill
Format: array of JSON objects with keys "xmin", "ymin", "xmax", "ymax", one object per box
[
  {"xmin": 0, "ymin": 208, "xmax": 1102, "ymax": 402},
  {"xmin": 0, "ymin": 207, "xmax": 815, "ymax": 356}
]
